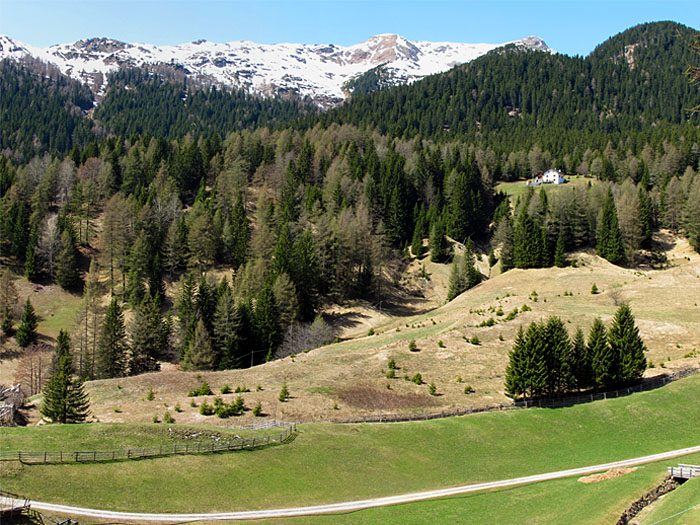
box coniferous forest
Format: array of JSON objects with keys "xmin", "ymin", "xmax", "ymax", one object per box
[{"xmin": 0, "ymin": 20, "xmax": 699, "ymax": 388}]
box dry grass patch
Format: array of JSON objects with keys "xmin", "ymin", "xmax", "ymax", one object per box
[
  {"xmin": 578, "ymin": 467, "xmax": 637, "ymax": 484},
  {"xmin": 338, "ymin": 385, "xmax": 439, "ymax": 411}
]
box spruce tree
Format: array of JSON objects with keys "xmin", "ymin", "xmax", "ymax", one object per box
[
  {"xmin": 429, "ymin": 217, "xmax": 447, "ymax": 263},
  {"xmin": 597, "ymin": 188, "xmax": 625, "ymax": 264},
  {"xmin": 570, "ymin": 327, "xmax": 593, "ymax": 390},
  {"xmin": 0, "ymin": 268, "xmax": 18, "ymax": 335},
  {"xmin": 608, "ymin": 304, "xmax": 647, "ymax": 384},
  {"xmin": 589, "ymin": 318, "xmax": 618, "ymax": 388},
  {"xmin": 15, "ymin": 297, "xmax": 38, "ymax": 347},
  {"xmin": 54, "ymin": 228, "xmax": 80, "ymax": 289},
  {"xmin": 41, "ymin": 330, "xmax": 90, "ymax": 424},
  {"xmin": 213, "ymin": 286, "xmax": 242, "ymax": 369},
  {"xmin": 542, "ymin": 316, "xmax": 571, "ymax": 396},
  {"xmin": 129, "ymin": 295, "xmax": 165, "ymax": 375},
  {"xmin": 181, "ymin": 318, "xmax": 216, "ymax": 370},
  {"xmin": 96, "ymin": 297, "xmax": 128, "ymax": 379},
  {"xmin": 554, "ymin": 232, "xmax": 566, "ymax": 267},
  {"xmin": 505, "ymin": 326, "xmax": 527, "ymax": 399},
  {"xmin": 522, "ymin": 321, "xmax": 547, "ymax": 399},
  {"xmin": 411, "ymin": 219, "xmax": 423, "ymax": 258},
  {"xmin": 254, "ymin": 280, "xmax": 280, "ymax": 363}
]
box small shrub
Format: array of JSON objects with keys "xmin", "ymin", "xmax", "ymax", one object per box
[
  {"xmin": 408, "ymin": 339, "xmax": 418, "ymax": 352},
  {"xmin": 591, "ymin": 283, "xmax": 599, "ymax": 294},
  {"xmin": 457, "ymin": 376, "xmax": 463, "ymax": 383},
  {"xmin": 221, "ymin": 384, "xmax": 232, "ymax": 394},
  {"xmin": 279, "ymin": 382, "xmax": 290, "ymax": 402},
  {"xmin": 234, "ymin": 385, "xmax": 250, "ymax": 393},
  {"xmin": 113, "ymin": 406, "xmax": 121, "ymax": 413},
  {"xmin": 388, "ymin": 358, "xmax": 396, "ymax": 370},
  {"xmin": 189, "ymin": 399, "xmax": 197, "ymax": 408},
  {"xmin": 233, "ymin": 396, "xmax": 245, "ymax": 412},
  {"xmin": 478, "ymin": 318, "xmax": 495, "ymax": 327},
  {"xmin": 174, "ymin": 403, "xmax": 182, "ymax": 413},
  {"xmin": 660, "ymin": 362, "xmax": 666, "ymax": 368},
  {"xmin": 470, "ymin": 335, "xmax": 480, "ymax": 345},
  {"xmin": 199, "ymin": 402, "xmax": 214, "ymax": 416},
  {"xmin": 428, "ymin": 383, "xmax": 437, "ymax": 396},
  {"xmin": 521, "ymin": 304, "xmax": 532, "ymax": 313},
  {"xmin": 498, "ymin": 333, "xmax": 504, "ymax": 341},
  {"xmin": 386, "ymin": 383, "xmax": 391, "ymax": 390},
  {"xmin": 437, "ymin": 340, "xmax": 445, "ymax": 348},
  {"xmin": 505, "ymin": 308, "xmax": 518, "ymax": 321},
  {"xmin": 367, "ymin": 328, "xmax": 375, "ymax": 336},
  {"xmin": 253, "ymin": 402, "xmax": 263, "ymax": 417},
  {"xmin": 188, "ymin": 380, "xmax": 213, "ymax": 397},
  {"xmin": 386, "ymin": 369, "xmax": 396, "ymax": 379},
  {"xmin": 496, "ymin": 307, "xmax": 504, "ymax": 316},
  {"xmin": 163, "ymin": 411, "xmax": 174, "ymax": 424},
  {"xmin": 146, "ymin": 387, "xmax": 155, "ymax": 401},
  {"xmin": 332, "ymin": 402, "xmax": 339, "ymax": 410},
  {"xmin": 464, "ymin": 385, "xmax": 475, "ymax": 394},
  {"xmin": 152, "ymin": 415, "xmax": 160, "ymax": 423},
  {"xmin": 412, "ymin": 373, "xmax": 423, "ymax": 385},
  {"xmin": 256, "ymin": 384, "xmax": 263, "ymax": 391}
]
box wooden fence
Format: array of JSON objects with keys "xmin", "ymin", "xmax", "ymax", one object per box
[
  {"xmin": 0, "ymin": 424, "xmax": 296, "ymax": 465},
  {"xmin": 668, "ymin": 464, "xmax": 700, "ymax": 480},
  {"xmin": 291, "ymin": 367, "xmax": 700, "ymax": 425}
]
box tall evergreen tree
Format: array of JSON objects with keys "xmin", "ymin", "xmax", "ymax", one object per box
[
  {"xmin": 15, "ymin": 297, "xmax": 38, "ymax": 347},
  {"xmin": 96, "ymin": 298, "xmax": 128, "ymax": 378},
  {"xmin": 505, "ymin": 326, "xmax": 527, "ymax": 399},
  {"xmin": 569, "ymin": 327, "xmax": 593, "ymax": 390},
  {"xmin": 181, "ymin": 318, "xmax": 216, "ymax": 370},
  {"xmin": 213, "ymin": 285, "xmax": 242, "ymax": 369},
  {"xmin": 54, "ymin": 228, "xmax": 80, "ymax": 288},
  {"xmin": 542, "ymin": 316, "xmax": 571, "ymax": 396},
  {"xmin": 0, "ymin": 268, "xmax": 18, "ymax": 335},
  {"xmin": 129, "ymin": 295, "xmax": 166, "ymax": 375},
  {"xmin": 429, "ymin": 217, "xmax": 447, "ymax": 263},
  {"xmin": 588, "ymin": 318, "xmax": 618, "ymax": 388},
  {"xmin": 597, "ymin": 188, "xmax": 625, "ymax": 264},
  {"xmin": 553, "ymin": 232, "xmax": 566, "ymax": 267},
  {"xmin": 41, "ymin": 330, "xmax": 90, "ymax": 424},
  {"xmin": 608, "ymin": 303, "xmax": 647, "ymax": 384},
  {"xmin": 254, "ymin": 280, "xmax": 280, "ymax": 364}
]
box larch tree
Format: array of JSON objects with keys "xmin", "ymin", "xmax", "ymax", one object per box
[
  {"xmin": 54, "ymin": 228, "xmax": 80, "ymax": 289},
  {"xmin": 181, "ymin": 318, "xmax": 216, "ymax": 370}
]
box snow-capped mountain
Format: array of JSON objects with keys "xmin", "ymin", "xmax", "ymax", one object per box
[{"xmin": 0, "ymin": 33, "xmax": 551, "ymax": 106}]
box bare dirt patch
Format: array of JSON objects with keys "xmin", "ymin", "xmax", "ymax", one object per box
[
  {"xmin": 338, "ymin": 385, "xmax": 439, "ymax": 411},
  {"xmin": 578, "ymin": 467, "xmax": 637, "ymax": 484}
]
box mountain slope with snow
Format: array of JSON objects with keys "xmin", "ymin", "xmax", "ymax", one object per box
[{"xmin": 0, "ymin": 33, "xmax": 551, "ymax": 106}]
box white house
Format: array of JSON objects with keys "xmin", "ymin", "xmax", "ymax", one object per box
[{"xmin": 527, "ymin": 169, "xmax": 566, "ymax": 186}]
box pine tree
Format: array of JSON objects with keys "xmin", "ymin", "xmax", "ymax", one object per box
[
  {"xmin": 54, "ymin": 228, "xmax": 79, "ymax": 289},
  {"xmin": 96, "ymin": 297, "xmax": 128, "ymax": 379},
  {"xmin": 41, "ymin": 330, "xmax": 90, "ymax": 424},
  {"xmin": 589, "ymin": 318, "xmax": 618, "ymax": 388},
  {"xmin": 597, "ymin": 188, "xmax": 625, "ymax": 264},
  {"xmin": 542, "ymin": 316, "xmax": 571, "ymax": 396},
  {"xmin": 129, "ymin": 295, "xmax": 165, "ymax": 375},
  {"xmin": 15, "ymin": 297, "xmax": 38, "ymax": 347},
  {"xmin": 608, "ymin": 304, "xmax": 647, "ymax": 384},
  {"xmin": 181, "ymin": 318, "xmax": 216, "ymax": 370},
  {"xmin": 0, "ymin": 268, "xmax": 18, "ymax": 335}
]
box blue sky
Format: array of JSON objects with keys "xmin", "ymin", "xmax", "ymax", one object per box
[{"xmin": 1, "ymin": 1, "xmax": 698, "ymax": 57}]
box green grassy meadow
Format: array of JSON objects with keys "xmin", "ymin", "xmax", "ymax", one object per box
[{"xmin": 2, "ymin": 375, "xmax": 700, "ymax": 515}]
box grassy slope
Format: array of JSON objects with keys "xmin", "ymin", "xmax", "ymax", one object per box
[
  {"xmin": 641, "ymin": 477, "xmax": 700, "ymax": 524},
  {"xmin": 254, "ymin": 459, "xmax": 700, "ymax": 525},
  {"xmin": 2, "ymin": 376, "xmax": 700, "ymax": 513}
]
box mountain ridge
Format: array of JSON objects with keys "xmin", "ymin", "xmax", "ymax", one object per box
[{"xmin": 0, "ymin": 33, "xmax": 551, "ymax": 106}]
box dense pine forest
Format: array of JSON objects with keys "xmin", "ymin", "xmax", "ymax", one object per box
[{"xmin": 1, "ymin": 21, "xmax": 699, "ymax": 385}]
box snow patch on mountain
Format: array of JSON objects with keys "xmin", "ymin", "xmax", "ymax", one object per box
[{"xmin": 0, "ymin": 33, "xmax": 552, "ymax": 106}]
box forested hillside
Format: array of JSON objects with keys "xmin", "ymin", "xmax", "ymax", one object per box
[
  {"xmin": 1, "ymin": 21, "xmax": 700, "ymax": 386},
  {"xmin": 317, "ymin": 22, "xmax": 700, "ymax": 156}
]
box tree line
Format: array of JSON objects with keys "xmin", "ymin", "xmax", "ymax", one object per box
[{"xmin": 505, "ymin": 304, "xmax": 647, "ymax": 400}]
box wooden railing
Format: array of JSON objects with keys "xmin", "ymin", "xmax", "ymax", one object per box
[{"xmin": 0, "ymin": 424, "xmax": 296, "ymax": 464}]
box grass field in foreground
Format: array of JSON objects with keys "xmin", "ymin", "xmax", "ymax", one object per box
[
  {"xmin": 641, "ymin": 477, "xmax": 700, "ymax": 524},
  {"xmin": 2, "ymin": 376, "xmax": 700, "ymax": 514},
  {"xmin": 247, "ymin": 455, "xmax": 700, "ymax": 525}
]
